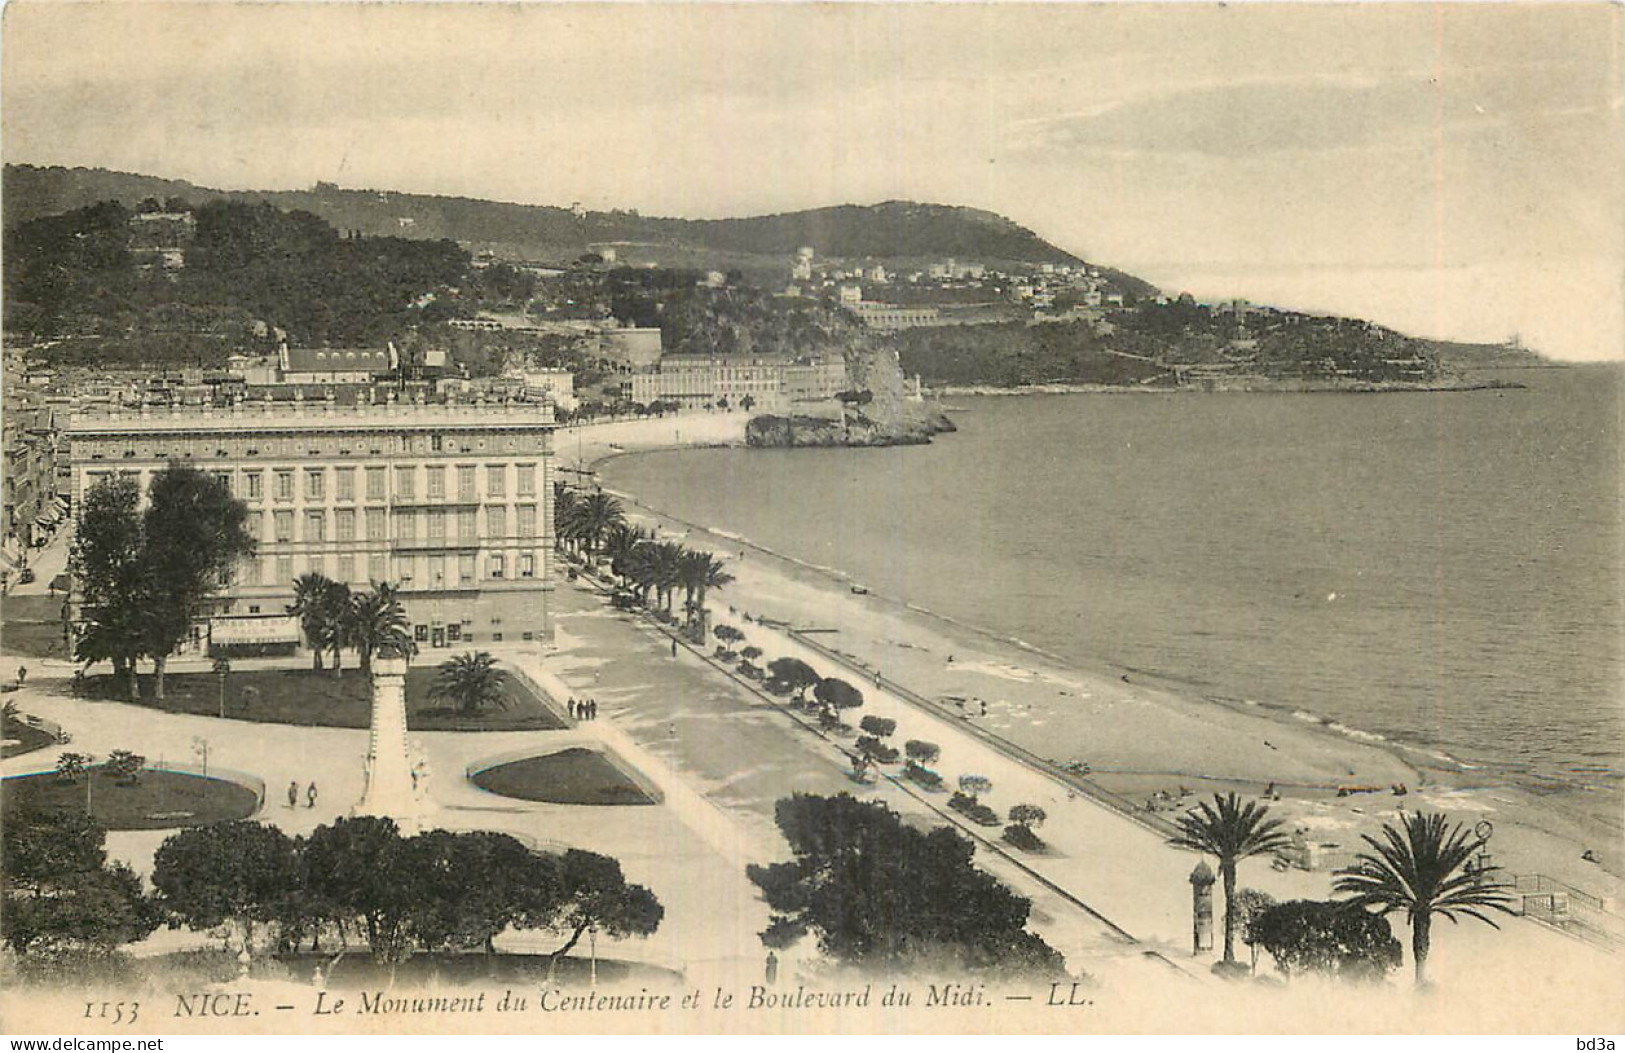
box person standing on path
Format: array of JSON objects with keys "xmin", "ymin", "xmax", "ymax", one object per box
[
  {"xmin": 671, "ymin": 639, "xmax": 678, "ymax": 659},
  {"xmin": 287, "ymin": 781, "xmax": 299, "ymax": 809},
  {"xmin": 306, "ymin": 782, "xmax": 318, "ymax": 809},
  {"xmin": 16, "ymin": 665, "xmax": 27, "ymax": 687}
]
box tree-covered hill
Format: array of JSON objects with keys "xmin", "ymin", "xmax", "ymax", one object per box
[
  {"xmin": 2, "ymin": 198, "xmax": 471, "ymax": 359},
  {"xmin": 4, "ymin": 165, "xmax": 1089, "ymax": 270}
]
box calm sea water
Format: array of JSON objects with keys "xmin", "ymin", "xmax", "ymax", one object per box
[{"xmin": 603, "ymin": 367, "xmax": 1623, "ymax": 802}]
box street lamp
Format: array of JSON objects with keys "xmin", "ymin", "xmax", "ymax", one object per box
[
  {"xmin": 192, "ymin": 736, "xmax": 209, "ymax": 778},
  {"xmin": 212, "ymin": 657, "xmax": 232, "ymax": 719}
]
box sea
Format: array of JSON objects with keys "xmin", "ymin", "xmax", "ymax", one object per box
[{"xmin": 602, "ymin": 366, "xmax": 1623, "ymax": 816}]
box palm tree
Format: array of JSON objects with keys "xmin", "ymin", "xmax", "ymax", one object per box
[
  {"xmin": 651, "ymin": 542, "xmax": 684, "ymax": 615},
  {"xmin": 692, "ymin": 551, "xmax": 733, "ymax": 615},
  {"xmin": 603, "ymin": 523, "xmax": 649, "ymax": 587},
  {"xmin": 431, "ymin": 651, "xmax": 507, "ymax": 717},
  {"xmin": 622, "ymin": 542, "xmax": 659, "ymax": 608},
  {"xmin": 1333, "ymin": 812, "xmax": 1515, "ymax": 987},
  {"xmin": 1169, "ymin": 792, "xmax": 1291, "ymax": 966},
  {"xmin": 568, "ymin": 492, "xmax": 626, "ymax": 560},
  {"xmin": 349, "ymin": 582, "xmax": 412, "ymax": 674},
  {"xmin": 322, "ymin": 581, "xmax": 353, "ymax": 677},
  {"xmin": 288, "ymin": 572, "xmax": 339, "ymax": 670},
  {"xmin": 553, "ymin": 485, "xmax": 580, "ymax": 555}
]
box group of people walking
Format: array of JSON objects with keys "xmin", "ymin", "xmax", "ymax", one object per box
[
  {"xmin": 567, "ymin": 697, "xmax": 599, "ymax": 721},
  {"xmin": 286, "ymin": 780, "xmax": 318, "ymax": 809}
]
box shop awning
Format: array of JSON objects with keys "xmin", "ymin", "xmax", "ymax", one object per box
[{"xmin": 210, "ymin": 616, "xmax": 301, "ymax": 645}]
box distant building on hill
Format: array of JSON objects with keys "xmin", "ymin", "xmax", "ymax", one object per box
[{"xmin": 849, "ymin": 303, "xmax": 942, "ymax": 331}]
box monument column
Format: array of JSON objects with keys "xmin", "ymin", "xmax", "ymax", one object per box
[{"xmin": 353, "ymin": 651, "xmax": 434, "ymax": 833}]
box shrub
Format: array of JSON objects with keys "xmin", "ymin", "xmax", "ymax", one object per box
[
  {"xmin": 736, "ymin": 660, "xmax": 762, "ymax": 680},
  {"xmin": 104, "ymin": 750, "xmax": 146, "ymax": 785},
  {"xmin": 1008, "ymin": 804, "xmax": 1048, "ymax": 830},
  {"xmin": 859, "ymin": 716, "xmax": 896, "ymax": 738},
  {"xmin": 856, "ymin": 736, "xmax": 900, "ymax": 764},
  {"xmin": 714, "ymin": 646, "xmax": 738, "ymax": 661},
  {"xmin": 813, "ymin": 677, "xmax": 864, "ymax": 713},
  {"xmin": 948, "ymin": 791, "xmax": 1001, "ymax": 826},
  {"xmin": 904, "ymin": 761, "xmax": 943, "ymax": 791},
  {"xmin": 904, "ymin": 740, "xmax": 940, "ymax": 765},
  {"xmin": 957, "ymin": 774, "xmax": 993, "ymax": 798},
  {"xmin": 1002, "ymin": 824, "xmax": 1047, "ymax": 852},
  {"xmin": 55, "ymin": 753, "xmax": 92, "ymax": 782},
  {"xmin": 764, "ymin": 678, "xmax": 793, "ymax": 697}
]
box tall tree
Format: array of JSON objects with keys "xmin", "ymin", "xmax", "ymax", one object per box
[
  {"xmin": 152, "ymin": 820, "xmax": 300, "ymax": 952},
  {"xmin": 69, "ymin": 476, "xmax": 147, "ymax": 701},
  {"xmin": 288, "ymin": 572, "xmax": 339, "ymax": 671},
  {"xmin": 544, "ymin": 850, "xmax": 663, "ymax": 967},
  {"xmin": 303, "ymin": 816, "xmax": 417, "ymax": 964},
  {"xmin": 1, "ymin": 805, "xmax": 159, "ymax": 958},
  {"xmin": 349, "ymin": 582, "xmax": 412, "ymax": 674},
  {"xmin": 678, "ymin": 549, "xmax": 734, "ymax": 627},
  {"xmin": 567, "ymin": 492, "xmax": 626, "ymax": 559},
  {"xmin": 140, "ymin": 463, "xmax": 256, "ymax": 701},
  {"xmin": 408, "ymin": 831, "xmax": 561, "ymax": 957},
  {"xmin": 746, "ymin": 793, "xmax": 1064, "ymax": 977},
  {"xmin": 1168, "ymin": 793, "xmax": 1291, "ymax": 967},
  {"xmin": 1333, "ymin": 812, "xmax": 1515, "ymax": 987}
]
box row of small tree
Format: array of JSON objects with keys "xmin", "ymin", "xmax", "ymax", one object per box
[
  {"xmin": 286, "ymin": 572, "xmax": 414, "ymax": 675},
  {"xmin": 742, "ymin": 635, "xmax": 1051, "ymax": 851},
  {"xmin": 72, "ymin": 466, "xmax": 257, "ymax": 702}
]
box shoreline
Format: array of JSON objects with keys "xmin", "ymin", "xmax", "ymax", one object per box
[
  {"xmin": 931, "ymin": 379, "xmax": 1529, "ymax": 397},
  {"xmin": 565, "ymin": 414, "xmax": 1624, "ymax": 902}
]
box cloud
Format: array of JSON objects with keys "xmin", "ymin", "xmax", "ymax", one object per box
[{"xmin": 1012, "ymin": 66, "xmax": 1616, "ymax": 159}]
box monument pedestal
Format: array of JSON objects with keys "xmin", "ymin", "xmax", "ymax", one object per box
[{"xmin": 353, "ymin": 655, "xmax": 436, "ymax": 834}]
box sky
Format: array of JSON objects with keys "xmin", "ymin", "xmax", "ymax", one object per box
[{"xmin": 4, "ymin": 3, "xmax": 1622, "ymax": 360}]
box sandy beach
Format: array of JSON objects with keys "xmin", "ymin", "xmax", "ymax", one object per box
[{"xmin": 565, "ymin": 412, "xmax": 1624, "ymax": 916}]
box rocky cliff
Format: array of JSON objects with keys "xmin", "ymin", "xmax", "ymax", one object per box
[{"xmin": 746, "ymin": 403, "xmax": 956, "ymax": 448}]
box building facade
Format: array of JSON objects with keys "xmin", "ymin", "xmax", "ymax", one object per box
[
  {"xmin": 67, "ymin": 398, "xmax": 557, "ymax": 654},
  {"xmin": 626, "ymin": 354, "xmax": 847, "ymax": 411}
]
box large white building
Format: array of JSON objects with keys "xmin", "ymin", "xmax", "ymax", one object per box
[
  {"xmin": 67, "ymin": 397, "xmax": 557, "ymax": 655},
  {"xmin": 626, "ymin": 354, "xmax": 847, "ymax": 411}
]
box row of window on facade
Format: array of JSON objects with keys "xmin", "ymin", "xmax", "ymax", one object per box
[
  {"xmin": 252, "ymin": 505, "xmax": 540, "ymax": 544},
  {"xmin": 89, "ymin": 462, "xmax": 541, "ymax": 503},
  {"xmin": 241, "ymin": 550, "xmax": 537, "ymax": 588},
  {"xmin": 91, "ymin": 431, "xmax": 545, "ymax": 463}
]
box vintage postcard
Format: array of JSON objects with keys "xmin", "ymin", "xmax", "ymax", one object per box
[{"xmin": 1, "ymin": 1, "xmax": 1621, "ymax": 1038}]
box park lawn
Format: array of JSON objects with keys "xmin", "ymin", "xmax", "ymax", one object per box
[
  {"xmin": 83, "ymin": 666, "xmax": 566, "ymax": 731},
  {"xmin": 472, "ymin": 747, "xmax": 658, "ymax": 805},
  {"xmin": 2, "ymin": 594, "xmax": 71, "ymax": 659},
  {"xmin": 2, "ymin": 717, "xmax": 58, "ymax": 758},
  {"xmin": 2, "ymin": 767, "xmax": 261, "ymax": 830}
]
